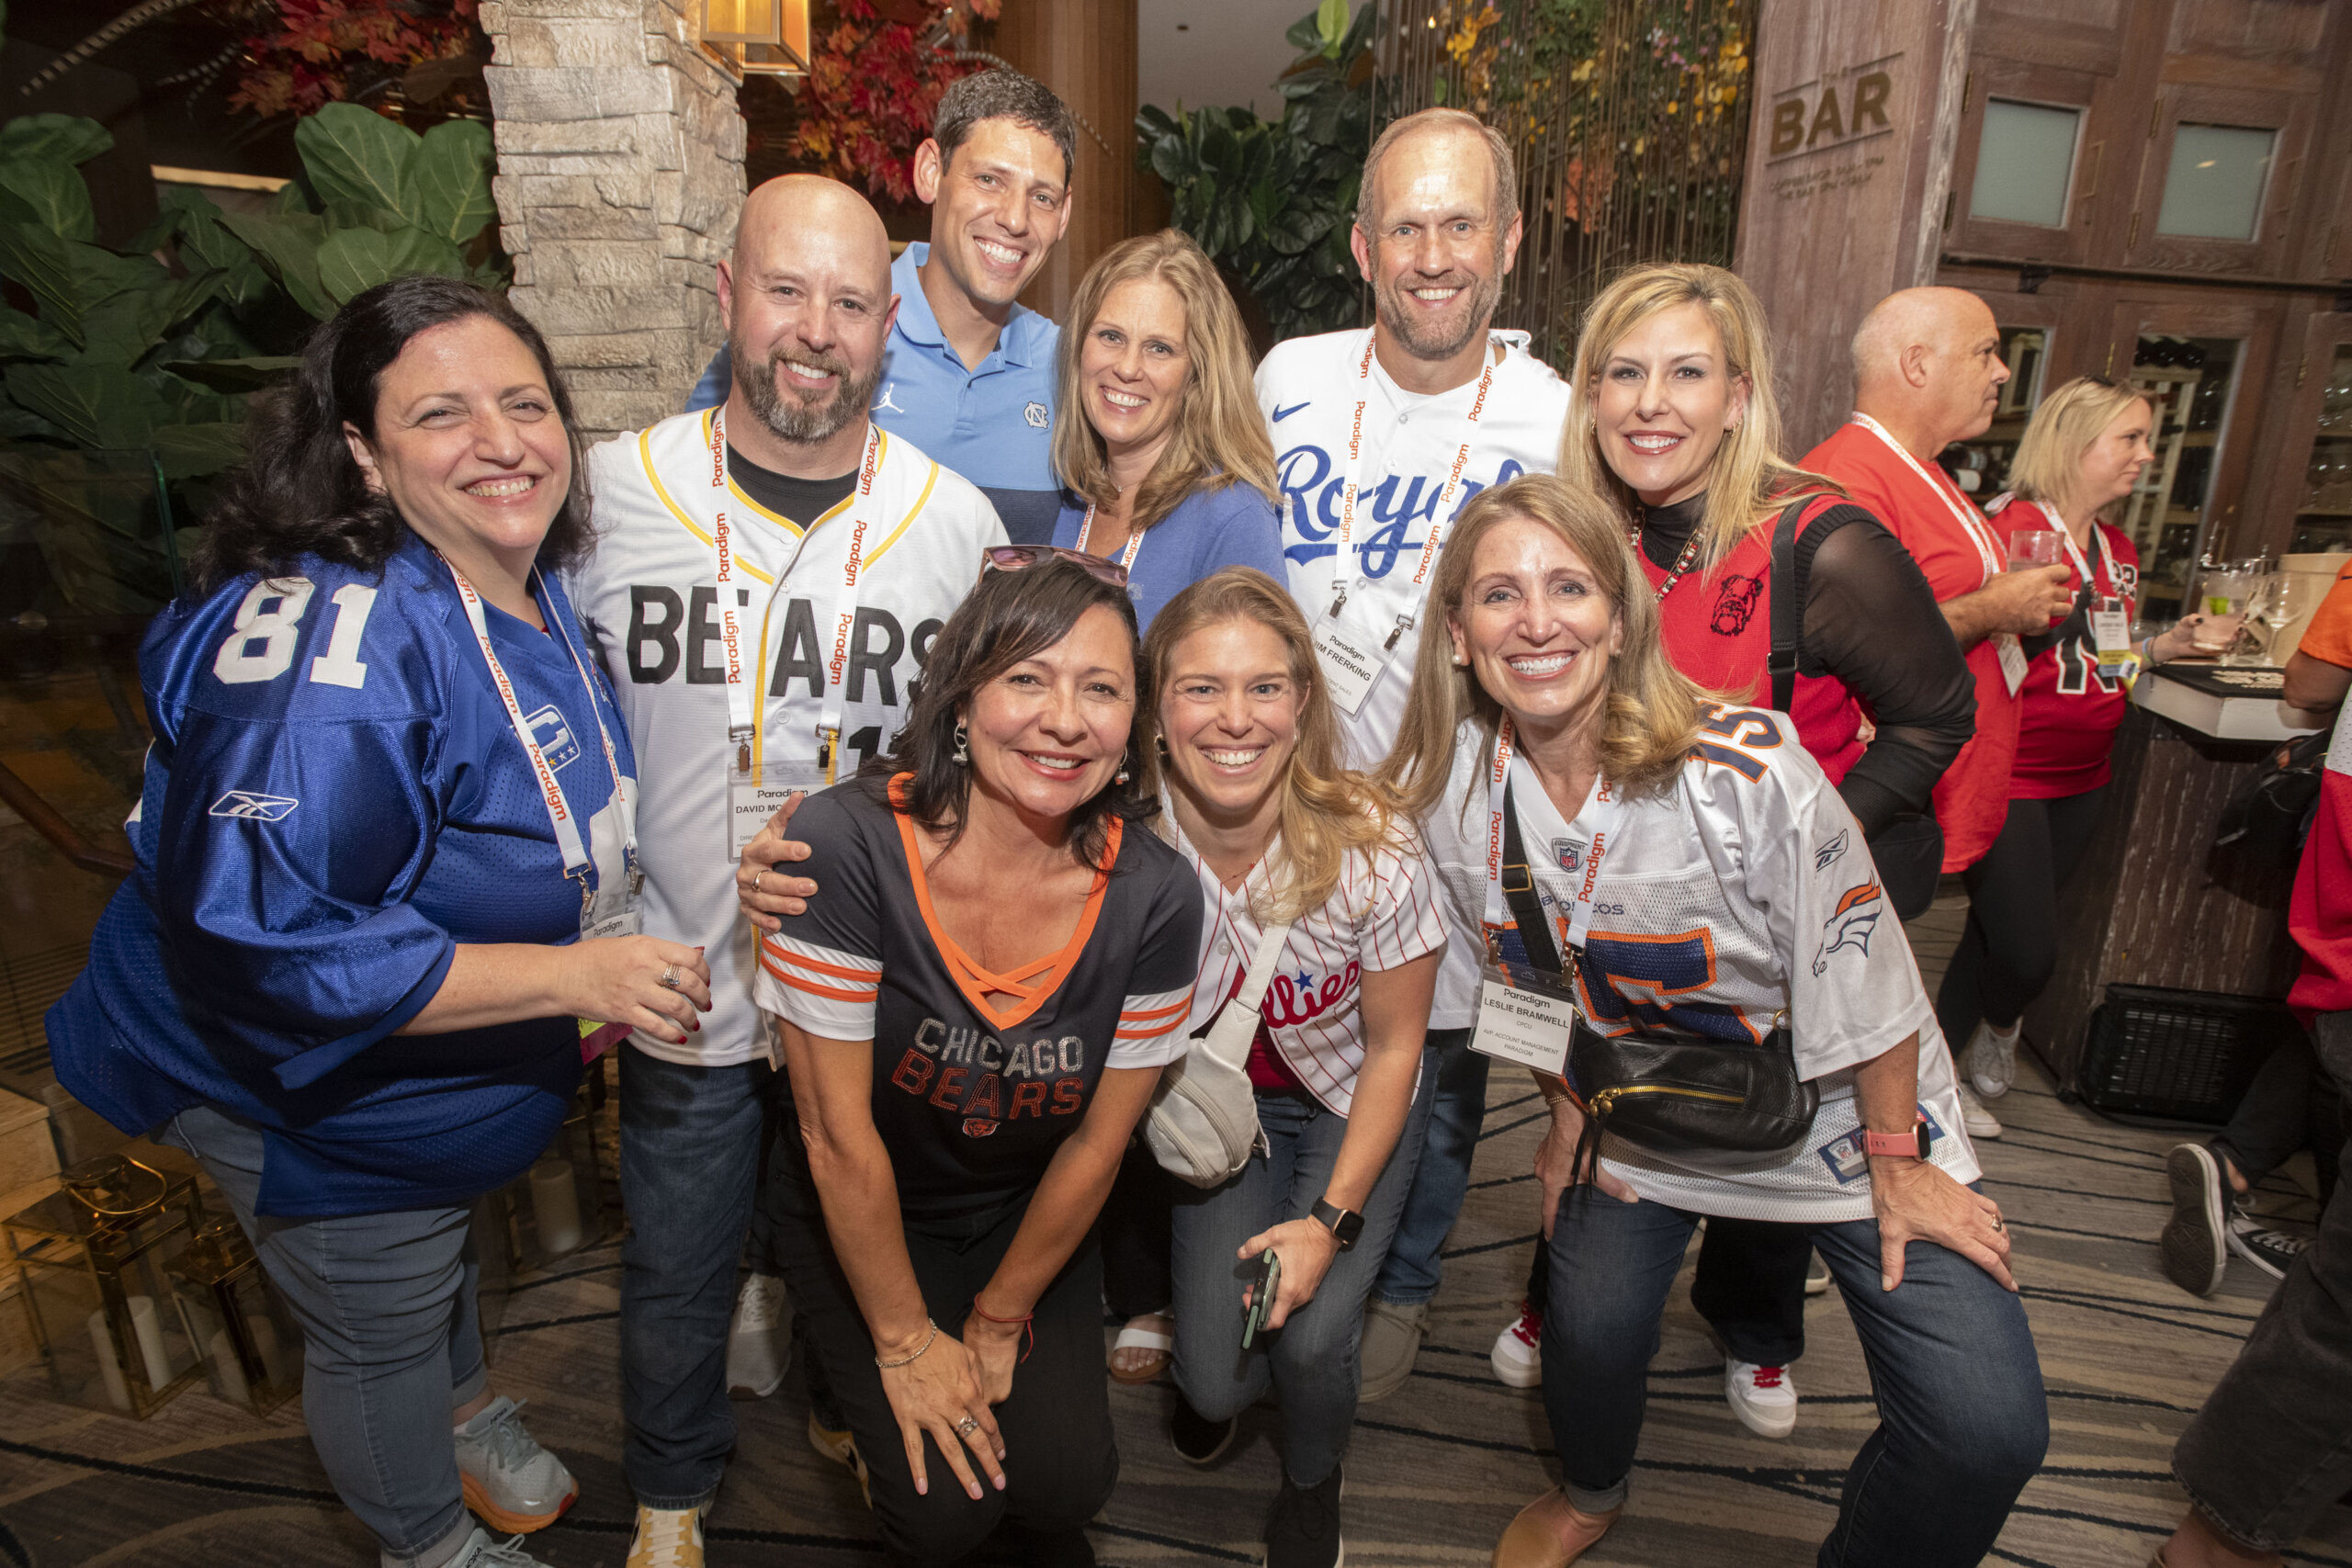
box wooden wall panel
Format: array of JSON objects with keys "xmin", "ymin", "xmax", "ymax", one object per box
[
  {"xmin": 989, "ymin": 0, "xmax": 1138, "ymax": 322},
  {"xmin": 1735, "ymin": 0, "xmax": 1978, "ymax": 454}
]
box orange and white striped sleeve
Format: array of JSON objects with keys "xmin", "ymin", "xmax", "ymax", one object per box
[
  {"xmin": 754, "ymin": 932, "xmax": 881, "ymax": 1040},
  {"xmin": 1108, "ymin": 985, "xmax": 1193, "ymax": 1069}
]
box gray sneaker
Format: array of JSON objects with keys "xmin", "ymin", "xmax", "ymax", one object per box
[
  {"xmin": 1357, "ymin": 1299, "xmax": 1428, "ymax": 1404},
  {"xmin": 443, "ymin": 1529, "xmax": 549, "ymax": 1568},
  {"xmin": 454, "ymin": 1396, "xmax": 578, "ymax": 1535},
  {"xmin": 726, "ymin": 1272, "xmax": 792, "ymax": 1399},
  {"xmin": 2160, "ymin": 1143, "xmax": 2230, "ymax": 1297}
]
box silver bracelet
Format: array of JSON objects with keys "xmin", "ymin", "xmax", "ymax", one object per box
[{"xmin": 875, "ymin": 1319, "xmax": 939, "ymax": 1370}]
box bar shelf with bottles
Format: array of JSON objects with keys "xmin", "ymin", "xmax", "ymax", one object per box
[{"xmin": 2290, "ymin": 344, "xmax": 2352, "ymax": 557}]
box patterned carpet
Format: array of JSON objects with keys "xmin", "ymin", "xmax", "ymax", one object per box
[{"xmin": 2, "ymin": 901, "xmax": 2348, "ymax": 1566}]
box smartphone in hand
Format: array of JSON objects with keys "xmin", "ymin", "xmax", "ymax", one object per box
[{"xmin": 1241, "ymin": 1250, "xmax": 1282, "ymax": 1348}]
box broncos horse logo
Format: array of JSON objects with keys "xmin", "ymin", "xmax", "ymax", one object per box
[{"xmin": 1810, "ymin": 881, "xmax": 1883, "ymax": 976}]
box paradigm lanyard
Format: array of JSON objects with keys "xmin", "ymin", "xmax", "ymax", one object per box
[
  {"xmin": 709, "ymin": 407, "xmax": 883, "ymax": 784},
  {"xmin": 1480, "ymin": 716, "xmax": 1624, "ymax": 956},
  {"xmin": 440, "ymin": 556, "xmax": 637, "ymax": 915},
  {"xmin": 1074, "ymin": 502, "xmax": 1144, "ymax": 570},
  {"xmin": 1848, "ymin": 412, "xmax": 2003, "ymax": 582},
  {"xmin": 1326, "ymin": 326, "xmax": 1499, "ymax": 652}
]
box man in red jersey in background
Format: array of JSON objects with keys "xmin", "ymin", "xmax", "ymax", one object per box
[
  {"xmin": 1806, "ymin": 287, "xmax": 2075, "ymax": 1139},
  {"xmin": 2147, "ymin": 567, "xmax": 2352, "ymax": 1568}
]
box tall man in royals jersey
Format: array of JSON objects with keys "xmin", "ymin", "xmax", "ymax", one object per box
[
  {"xmin": 1804, "ymin": 288, "xmax": 2074, "ymax": 1141},
  {"xmin": 1255, "ymin": 106, "xmax": 1571, "ymax": 1400},
  {"xmin": 570, "ymin": 175, "xmax": 1005, "ymax": 1568}
]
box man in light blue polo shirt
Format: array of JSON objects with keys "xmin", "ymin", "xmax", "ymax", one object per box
[{"xmin": 688, "ymin": 69, "xmax": 1076, "ymax": 543}]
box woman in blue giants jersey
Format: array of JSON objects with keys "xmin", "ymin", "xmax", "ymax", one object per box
[{"xmin": 48, "ymin": 277, "xmax": 710, "ymax": 1568}]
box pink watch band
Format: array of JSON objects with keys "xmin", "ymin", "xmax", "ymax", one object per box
[{"xmin": 1861, "ymin": 1116, "xmax": 1931, "ymax": 1159}]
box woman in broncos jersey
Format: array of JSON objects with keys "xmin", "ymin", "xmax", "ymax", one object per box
[
  {"xmin": 1382, "ymin": 476, "xmax": 2045, "ymax": 1568},
  {"xmin": 751, "ymin": 556, "xmax": 1199, "ymax": 1567},
  {"xmin": 1146, "ymin": 569, "xmax": 1444, "ymax": 1568},
  {"xmin": 1487, "ymin": 262, "xmax": 1981, "ymax": 1438}
]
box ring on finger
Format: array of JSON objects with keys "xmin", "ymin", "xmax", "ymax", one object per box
[
  {"xmin": 752, "ymin": 869, "xmax": 765, "ymax": 895},
  {"xmin": 1991, "ymin": 1216, "xmax": 2006, "ymax": 1233},
  {"xmin": 659, "ymin": 964, "xmax": 680, "ymax": 990},
  {"xmin": 956, "ymin": 1415, "xmax": 979, "ymax": 1438}
]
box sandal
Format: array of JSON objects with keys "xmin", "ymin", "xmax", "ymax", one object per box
[{"xmin": 1108, "ymin": 1312, "xmax": 1173, "ymax": 1383}]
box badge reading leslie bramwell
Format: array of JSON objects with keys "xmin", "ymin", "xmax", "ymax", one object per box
[{"xmin": 1472, "ymin": 961, "xmax": 1577, "ymax": 1078}]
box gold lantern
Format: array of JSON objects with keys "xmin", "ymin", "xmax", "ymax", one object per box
[
  {"xmin": 5, "ymin": 1154, "xmax": 209, "ymax": 1417},
  {"xmin": 167, "ymin": 1213, "xmax": 302, "ymax": 1416},
  {"xmin": 700, "ymin": 0, "xmax": 811, "ymax": 77}
]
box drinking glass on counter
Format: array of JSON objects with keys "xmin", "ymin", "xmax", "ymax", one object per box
[{"xmin": 2190, "ymin": 560, "xmax": 2262, "ymax": 657}]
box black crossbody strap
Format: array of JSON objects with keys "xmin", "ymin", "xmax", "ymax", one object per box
[
  {"xmin": 1768, "ymin": 498, "xmax": 1805, "ymax": 713},
  {"xmin": 1498, "ymin": 774, "xmax": 1566, "ymax": 978}
]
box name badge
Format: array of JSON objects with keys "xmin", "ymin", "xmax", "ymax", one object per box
[
  {"xmin": 2091, "ymin": 604, "xmax": 2133, "ymax": 678},
  {"xmin": 1312, "ymin": 615, "xmax": 1385, "ymax": 717},
  {"xmin": 1472, "ymin": 962, "xmax": 1578, "ymax": 1078},
  {"xmin": 582, "ymin": 907, "xmax": 642, "ymax": 942},
  {"xmin": 1994, "ymin": 631, "xmax": 2028, "ymax": 695},
  {"xmin": 729, "ymin": 760, "xmax": 824, "ymax": 862}
]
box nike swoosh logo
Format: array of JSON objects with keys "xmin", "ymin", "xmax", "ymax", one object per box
[{"xmin": 1272, "ymin": 401, "xmax": 1310, "ymax": 422}]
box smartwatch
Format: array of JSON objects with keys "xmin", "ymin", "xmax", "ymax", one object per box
[
  {"xmin": 1309, "ymin": 1197, "xmax": 1363, "ymax": 1251},
  {"xmin": 1860, "ymin": 1114, "xmax": 1933, "ymax": 1160}
]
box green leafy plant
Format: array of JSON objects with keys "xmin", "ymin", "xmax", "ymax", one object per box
[
  {"xmin": 0, "ymin": 86, "xmax": 503, "ymax": 612},
  {"xmin": 1135, "ymin": 0, "xmax": 1378, "ymax": 343}
]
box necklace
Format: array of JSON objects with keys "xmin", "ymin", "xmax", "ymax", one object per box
[{"xmin": 1629, "ymin": 521, "xmax": 1706, "ymax": 604}]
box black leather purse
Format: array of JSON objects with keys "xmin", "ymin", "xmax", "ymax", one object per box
[
  {"xmin": 1499, "ymin": 781, "xmax": 1820, "ymax": 1181},
  {"xmin": 1768, "ymin": 500, "xmax": 1943, "ymax": 921}
]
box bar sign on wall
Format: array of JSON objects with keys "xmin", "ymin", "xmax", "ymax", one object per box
[{"xmin": 1768, "ymin": 54, "xmax": 1902, "ymax": 163}]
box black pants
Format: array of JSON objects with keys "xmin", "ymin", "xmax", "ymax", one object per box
[
  {"xmin": 1935, "ymin": 787, "xmax": 2107, "ymax": 1043},
  {"xmin": 1099, "ymin": 1136, "xmax": 1173, "ymax": 1319},
  {"xmin": 2174, "ymin": 1010, "xmax": 2352, "ymax": 1550},
  {"xmin": 2215, "ymin": 1028, "xmax": 2343, "ymax": 1205},
  {"xmin": 765, "ymin": 1156, "xmax": 1116, "ymax": 1566},
  {"xmin": 1525, "ymin": 1214, "xmax": 1815, "ymax": 1364}
]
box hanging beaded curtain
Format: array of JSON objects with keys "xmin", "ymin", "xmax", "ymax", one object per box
[{"xmin": 1375, "ymin": 0, "xmax": 1756, "ymax": 376}]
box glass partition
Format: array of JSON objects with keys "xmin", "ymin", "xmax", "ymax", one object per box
[
  {"xmin": 1971, "ymin": 100, "xmax": 2081, "ymax": 229},
  {"xmin": 2156, "ymin": 124, "xmax": 2276, "ymax": 242}
]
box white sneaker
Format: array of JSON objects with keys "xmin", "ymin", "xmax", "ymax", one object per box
[
  {"xmin": 1724, "ymin": 1359, "xmax": 1798, "ymax": 1439},
  {"xmin": 1957, "ymin": 1081, "xmax": 2004, "ymax": 1139},
  {"xmin": 625, "ymin": 1505, "xmax": 707, "ymax": 1568},
  {"xmin": 725, "ymin": 1273, "xmax": 790, "ymax": 1399},
  {"xmin": 1967, "ymin": 1021, "xmax": 2020, "ymax": 1100},
  {"xmin": 1489, "ymin": 1299, "xmax": 1543, "ymax": 1388}
]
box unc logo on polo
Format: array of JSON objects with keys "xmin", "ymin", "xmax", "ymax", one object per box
[
  {"xmin": 1023, "ymin": 401, "xmax": 1050, "ymax": 429},
  {"xmin": 1274, "ymin": 444, "xmax": 1527, "ymax": 574}
]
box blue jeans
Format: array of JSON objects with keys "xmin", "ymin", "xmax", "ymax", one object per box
[
  {"xmin": 1170, "ymin": 1079, "xmax": 1434, "ymax": 1487},
  {"xmin": 618, "ymin": 1045, "xmax": 775, "ymax": 1509},
  {"xmin": 1542, "ymin": 1188, "xmax": 2047, "ymax": 1566},
  {"xmin": 1372, "ymin": 1027, "xmax": 1482, "ymax": 1306},
  {"xmin": 164, "ymin": 1103, "xmax": 488, "ymax": 1568}
]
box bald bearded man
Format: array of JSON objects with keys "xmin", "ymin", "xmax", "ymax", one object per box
[{"xmin": 568, "ymin": 175, "xmax": 1006, "ymax": 1567}]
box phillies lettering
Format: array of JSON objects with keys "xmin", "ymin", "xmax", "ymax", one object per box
[{"xmin": 1263, "ymin": 960, "xmax": 1362, "ymax": 1028}]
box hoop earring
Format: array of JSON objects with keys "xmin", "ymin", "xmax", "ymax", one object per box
[{"xmin": 951, "ymin": 719, "xmax": 969, "ymax": 765}]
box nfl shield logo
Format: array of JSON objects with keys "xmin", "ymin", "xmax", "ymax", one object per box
[{"xmin": 1553, "ymin": 838, "xmax": 1586, "ymax": 873}]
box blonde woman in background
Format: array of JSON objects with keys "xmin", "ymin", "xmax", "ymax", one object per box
[
  {"xmin": 1048, "ymin": 229, "xmax": 1287, "ymax": 631},
  {"xmin": 1050, "ymin": 230, "xmax": 1292, "ymax": 1384},
  {"xmin": 1938, "ymin": 380, "xmax": 2192, "ymax": 1106},
  {"xmin": 1148, "ymin": 568, "xmax": 1445, "ymax": 1568}
]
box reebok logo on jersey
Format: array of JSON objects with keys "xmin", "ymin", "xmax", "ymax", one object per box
[
  {"xmin": 525, "ymin": 705, "xmax": 581, "ymax": 772},
  {"xmin": 1814, "ymin": 829, "xmax": 1849, "ymax": 872},
  {"xmin": 209, "ymin": 790, "xmax": 299, "ymax": 821},
  {"xmin": 1810, "ymin": 881, "xmax": 1883, "ymax": 976}
]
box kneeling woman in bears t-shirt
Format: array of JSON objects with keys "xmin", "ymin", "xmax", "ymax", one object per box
[{"xmin": 752, "ymin": 555, "xmax": 1200, "ymax": 1568}]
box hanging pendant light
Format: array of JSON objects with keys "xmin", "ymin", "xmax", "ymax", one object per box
[{"xmin": 700, "ymin": 0, "xmax": 810, "ymax": 77}]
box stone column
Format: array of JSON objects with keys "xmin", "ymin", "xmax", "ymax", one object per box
[{"xmin": 481, "ymin": 0, "xmax": 746, "ymax": 446}]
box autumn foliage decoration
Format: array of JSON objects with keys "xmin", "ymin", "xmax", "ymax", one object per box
[
  {"xmin": 225, "ymin": 0, "xmax": 485, "ymax": 119},
  {"xmin": 784, "ymin": 0, "xmax": 999, "ymax": 203}
]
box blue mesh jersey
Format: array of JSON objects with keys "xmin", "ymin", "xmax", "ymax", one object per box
[{"xmin": 47, "ymin": 533, "xmax": 639, "ymax": 1218}]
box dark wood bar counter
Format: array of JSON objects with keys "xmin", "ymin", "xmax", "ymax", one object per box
[{"xmin": 2023, "ymin": 668, "xmax": 2326, "ymax": 1098}]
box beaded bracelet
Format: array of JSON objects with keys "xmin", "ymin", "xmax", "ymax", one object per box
[{"xmin": 875, "ymin": 1319, "xmax": 939, "ymax": 1370}]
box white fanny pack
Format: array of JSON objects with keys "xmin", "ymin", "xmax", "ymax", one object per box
[{"xmin": 1144, "ymin": 919, "xmax": 1293, "ymax": 1189}]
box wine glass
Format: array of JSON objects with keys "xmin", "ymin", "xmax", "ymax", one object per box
[{"xmin": 2245, "ymin": 572, "xmax": 2322, "ymax": 668}]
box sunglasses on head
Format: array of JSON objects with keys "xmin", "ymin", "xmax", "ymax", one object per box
[{"xmin": 980, "ymin": 545, "xmax": 1130, "ymax": 589}]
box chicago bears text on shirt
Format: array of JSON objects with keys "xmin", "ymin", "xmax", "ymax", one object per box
[
  {"xmin": 1272, "ymin": 443, "xmax": 1530, "ymax": 575},
  {"xmin": 888, "ymin": 1015, "xmax": 1089, "ymax": 1132}
]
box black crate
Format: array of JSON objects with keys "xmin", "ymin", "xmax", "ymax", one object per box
[{"xmin": 2075, "ymin": 984, "xmax": 2301, "ymax": 1125}]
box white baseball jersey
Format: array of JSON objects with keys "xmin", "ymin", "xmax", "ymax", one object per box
[
  {"xmin": 569, "ymin": 411, "xmax": 1007, "ymax": 1067},
  {"xmin": 1255, "ymin": 326, "xmax": 1571, "ymax": 775},
  {"xmin": 1174, "ymin": 810, "xmax": 1449, "ymax": 1117},
  {"xmin": 1420, "ymin": 708, "xmax": 1979, "ymax": 1222}
]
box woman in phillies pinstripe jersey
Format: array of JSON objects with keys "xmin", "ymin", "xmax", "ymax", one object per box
[{"xmin": 1146, "ymin": 568, "xmax": 1448, "ymax": 1568}]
